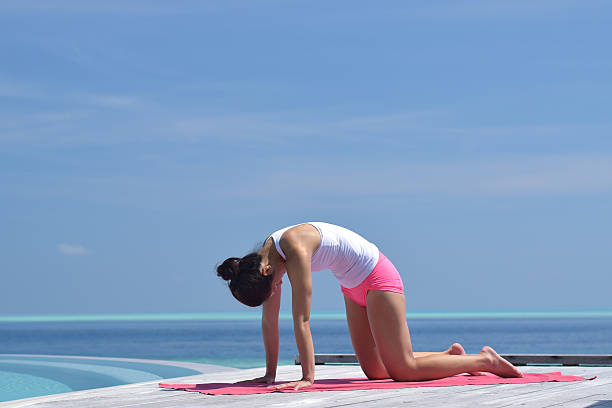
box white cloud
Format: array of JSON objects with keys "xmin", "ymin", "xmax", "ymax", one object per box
[
  {"xmin": 1, "ymin": 0, "xmax": 599, "ymax": 20},
  {"xmin": 57, "ymin": 243, "xmax": 91, "ymax": 256},
  {"xmin": 216, "ymin": 154, "xmax": 612, "ymax": 198},
  {"xmin": 80, "ymin": 94, "xmax": 144, "ymax": 109},
  {"xmin": 0, "ymin": 78, "xmax": 45, "ymax": 100},
  {"xmin": 0, "ymin": 0, "xmax": 241, "ymax": 15},
  {"xmin": 171, "ymin": 109, "xmax": 455, "ymax": 143},
  {"xmin": 0, "ymin": 76, "xmax": 146, "ymax": 109},
  {"xmin": 170, "ymin": 110, "xmax": 612, "ymax": 154},
  {"xmin": 412, "ymin": 0, "xmax": 594, "ymax": 19}
]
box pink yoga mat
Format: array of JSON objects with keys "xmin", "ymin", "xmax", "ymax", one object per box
[{"xmin": 159, "ymin": 372, "xmax": 594, "ymax": 395}]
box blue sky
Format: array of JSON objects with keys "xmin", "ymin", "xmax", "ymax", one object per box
[{"xmin": 1, "ymin": 0, "xmax": 611, "ymax": 315}]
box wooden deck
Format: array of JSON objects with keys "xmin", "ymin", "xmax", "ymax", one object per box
[{"xmin": 2, "ymin": 364, "xmax": 611, "ymax": 407}]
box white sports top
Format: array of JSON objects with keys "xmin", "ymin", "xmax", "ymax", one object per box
[{"xmin": 268, "ymin": 222, "xmax": 379, "ymax": 288}]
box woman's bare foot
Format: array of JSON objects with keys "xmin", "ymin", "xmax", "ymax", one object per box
[
  {"xmin": 446, "ymin": 343, "xmax": 486, "ymax": 376},
  {"xmin": 480, "ymin": 346, "xmax": 523, "ymax": 378},
  {"xmin": 446, "ymin": 343, "xmax": 465, "ymax": 356}
]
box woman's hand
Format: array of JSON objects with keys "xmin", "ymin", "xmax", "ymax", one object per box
[
  {"xmin": 271, "ymin": 378, "xmax": 313, "ymax": 391},
  {"xmin": 236, "ymin": 374, "xmax": 275, "ymax": 384}
]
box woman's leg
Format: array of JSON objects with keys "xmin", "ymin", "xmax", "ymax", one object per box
[
  {"xmin": 344, "ymin": 295, "xmax": 390, "ymax": 379},
  {"xmin": 344, "ymin": 295, "xmax": 467, "ymax": 378},
  {"xmin": 413, "ymin": 343, "xmax": 467, "ymax": 357},
  {"xmin": 365, "ymin": 290, "xmax": 523, "ymax": 381}
]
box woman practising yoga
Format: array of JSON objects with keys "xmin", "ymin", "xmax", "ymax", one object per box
[{"xmin": 217, "ymin": 222, "xmax": 523, "ymax": 390}]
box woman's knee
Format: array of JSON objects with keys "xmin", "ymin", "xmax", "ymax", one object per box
[
  {"xmin": 366, "ymin": 372, "xmax": 390, "ymax": 380},
  {"xmin": 385, "ymin": 357, "xmax": 421, "ymax": 382},
  {"xmin": 360, "ymin": 363, "xmax": 390, "ymax": 380}
]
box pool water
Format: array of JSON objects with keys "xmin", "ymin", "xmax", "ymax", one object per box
[{"xmin": 0, "ymin": 355, "xmax": 223, "ymax": 402}]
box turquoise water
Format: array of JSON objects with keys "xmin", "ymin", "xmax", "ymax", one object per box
[
  {"xmin": 0, "ymin": 370, "xmax": 72, "ymax": 401},
  {"xmin": 2, "ymin": 310, "xmax": 612, "ymax": 322}
]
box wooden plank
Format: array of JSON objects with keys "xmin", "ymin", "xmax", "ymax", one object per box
[{"xmin": 296, "ymin": 354, "xmax": 612, "ymax": 366}]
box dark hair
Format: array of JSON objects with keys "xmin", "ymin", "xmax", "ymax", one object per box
[{"xmin": 217, "ymin": 252, "xmax": 273, "ymax": 307}]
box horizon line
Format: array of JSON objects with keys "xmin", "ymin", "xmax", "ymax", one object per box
[{"xmin": 1, "ymin": 309, "xmax": 612, "ymax": 323}]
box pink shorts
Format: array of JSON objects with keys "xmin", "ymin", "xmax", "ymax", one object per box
[{"xmin": 341, "ymin": 251, "xmax": 404, "ymax": 307}]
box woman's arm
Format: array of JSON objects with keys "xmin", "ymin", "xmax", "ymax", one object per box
[
  {"xmin": 261, "ymin": 281, "xmax": 281, "ymax": 381},
  {"xmin": 275, "ymin": 240, "xmax": 315, "ymax": 390},
  {"xmin": 237, "ymin": 281, "xmax": 281, "ymax": 384}
]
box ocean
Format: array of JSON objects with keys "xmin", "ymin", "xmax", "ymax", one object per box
[{"xmin": 1, "ymin": 312, "xmax": 611, "ymax": 368}]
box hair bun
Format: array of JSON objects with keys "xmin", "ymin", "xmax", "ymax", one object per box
[{"xmin": 217, "ymin": 257, "xmax": 241, "ymax": 281}]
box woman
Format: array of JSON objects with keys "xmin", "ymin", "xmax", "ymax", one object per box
[{"xmin": 217, "ymin": 222, "xmax": 522, "ymax": 390}]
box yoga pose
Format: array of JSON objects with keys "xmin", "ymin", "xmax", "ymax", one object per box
[{"xmin": 217, "ymin": 222, "xmax": 523, "ymax": 390}]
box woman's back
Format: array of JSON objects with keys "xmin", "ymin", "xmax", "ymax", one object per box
[{"xmin": 269, "ymin": 222, "xmax": 379, "ymax": 288}]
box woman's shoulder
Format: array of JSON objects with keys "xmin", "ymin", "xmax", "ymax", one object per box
[{"xmin": 276, "ymin": 223, "xmax": 321, "ymax": 255}]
